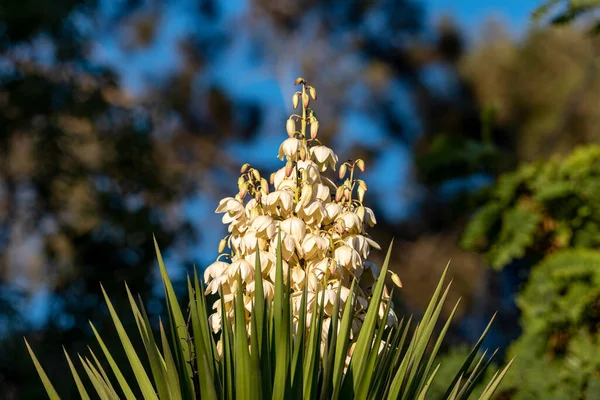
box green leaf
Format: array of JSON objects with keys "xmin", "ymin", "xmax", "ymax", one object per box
[
  {"xmin": 273, "ymin": 233, "xmax": 291, "ymax": 399},
  {"xmin": 63, "ymin": 348, "xmax": 91, "ymax": 400},
  {"xmin": 79, "ymin": 355, "xmax": 114, "ymax": 400},
  {"xmin": 153, "ymin": 237, "xmax": 195, "ymax": 398},
  {"xmin": 101, "ymin": 284, "xmax": 158, "ymax": 400},
  {"xmin": 234, "ymin": 276, "xmax": 252, "ymax": 400},
  {"xmin": 442, "ymin": 313, "xmax": 497, "ymax": 399},
  {"xmin": 25, "ymin": 338, "xmax": 61, "ymax": 400},
  {"xmin": 89, "ymin": 322, "xmax": 137, "ymax": 400},
  {"xmin": 188, "ymin": 276, "xmax": 219, "ymax": 400},
  {"xmin": 159, "ymin": 319, "xmax": 182, "ymax": 400},
  {"xmin": 479, "ymin": 358, "xmax": 514, "ymax": 400},
  {"xmin": 125, "ymin": 285, "xmax": 170, "ymax": 400},
  {"xmin": 349, "ymin": 240, "xmax": 394, "ymax": 390}
]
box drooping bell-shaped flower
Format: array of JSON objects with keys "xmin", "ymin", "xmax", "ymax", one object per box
[
  {"xmin": 278, "ymin": 138, "xmax": 302, "ymax": 160},
  {"xmin": 310, "ymin": 145, "xmax": 338, "ymax": 172}
]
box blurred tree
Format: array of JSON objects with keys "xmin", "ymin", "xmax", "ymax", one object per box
[
  {"xmin": 459, "ymin": 147, "xmax": 600, "ymax": 397},
  {"xmin": 0, "ymin": 0, "xmax": 205, "ymax": 397},
  {"xmin": 533, "ymin": 0, "xmax": 600, "ymax": 34}
]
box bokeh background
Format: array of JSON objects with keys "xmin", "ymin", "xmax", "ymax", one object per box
[{"xmin": 2, "ymin": 0, "xmax": 600, "ymax": 398}]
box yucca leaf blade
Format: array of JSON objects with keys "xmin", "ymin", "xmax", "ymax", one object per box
[
  {"xmin": 100, "ymin": 284, "xmax": 158, "ymax": 400},
  {"xmin": 153, "ymin": 237, "xmax": 195, "ymax": 398},
  {"xmin": 24, "ymin": 338, "xmax": 61, "ymax": 400},
  {"xmin": 89, "ymin": 322, "xmax": 137, "ymax": 400},
  {"xmin": 63, "ymin": 348, "xmax": 91, "ymax": 400}
]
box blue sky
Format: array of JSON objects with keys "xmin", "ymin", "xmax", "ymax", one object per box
[{"xmin": 426, "ymin": 0, "xmax": 537, "ymax": 36}]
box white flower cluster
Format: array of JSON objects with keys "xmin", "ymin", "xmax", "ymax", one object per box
[{"xmin": 204, "ymin": 78, "xmax": 400, "ymax": 348}]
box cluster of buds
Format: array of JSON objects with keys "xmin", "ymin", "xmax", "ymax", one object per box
[{"xmin": 204, "ymin": 78, "xmax": 401, "ymax": 349}]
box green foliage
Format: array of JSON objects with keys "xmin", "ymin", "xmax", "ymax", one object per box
[
  {"xmin": 501, "ymin": 249, "xmax": 600, "ymax": 399},
  {"xmin": 27, "ymin": 239, "xmax": 510, "ymax": 399},
  {"xmin": 533, "ymin": 0, "xmax": 600, "ymax": 33},
  {"xmin": 462, "ymin": 145, "xmax": 600, "ymax": 269},
  {"xmin": 424, "ymin": 346, "xmax": 499, "ymax": 400}
]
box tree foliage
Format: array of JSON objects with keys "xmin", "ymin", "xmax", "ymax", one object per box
[
  {"xmin": 504, "ymin": 249, "xmax": 600, "ymax": 399},
  {"xmin": 462, "ymin": 145, "xmax": 600, "ymax": 269},
  {"xmin": 459, "ymin": 146, "xmax": 600, "ymax": 398}
]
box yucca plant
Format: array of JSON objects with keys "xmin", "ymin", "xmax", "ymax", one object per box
[{"xmin": 27, "ymin": 78, "xmax": 511, "ymax": 399}]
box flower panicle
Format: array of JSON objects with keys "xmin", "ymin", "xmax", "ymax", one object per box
[{"xmin": 205, "ymin": 78, "xmax": 399, "ymax": 347}]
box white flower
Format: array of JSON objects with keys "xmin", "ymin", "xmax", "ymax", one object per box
[
  {"xmin": 244, "ymin": 251, "xmax": 276, "ymax": 275},
  {"xmin": 209, "ymin": 312, "xmax": 221, "ymax": 334},
  {"xmin": 291, "ymin": 266, "xmax": 306, "ymax": 289},
  {"xmin": 324, "ymin": 203, "xmax": 342, "ymax": 224},
  {"xmin": 334, "ymin": 245, "xmax": 362, "ymax": 274},
  {"xmin": 296, "ymin": 201, "xmax": 325, "ymax": 226},
  {"xmin": 297, "ymin": 160, "xmax": 321, "ymax": 184},
  {"xmin": 307, "ymin": 257, "xmax": 335, "ymax": 279},
  {"xmin": 278, "ymin": 138, "xmax": 302, "ymax": 160},
  {"xmin": 279, "ymin": 217, "xmax": 306, "ymax": 245},
  {"xmin": 268, "ymin": 257, "xmax": 290, "ymax": 282},
  {"xmin": 301, "ymin": 233, "xmax": 329, "ymax": 260},
  {"xmin": 344, "ymin": 235, "xmax": 381, "ymax": 258},
  {"xmin": 269, "ymin": 231, "xmax": 296, "ymax": 261},
  {"xmin": 245, "ymin": 199, "xmax": 262, "ymax": 220},
  {"xmin": 273, "ymin": 167, "xmax": 297, "ymax": 191},
  {"xmin": 313, "ymin": 183, "xmax": 330, "ymax": 202},
  {"xmin": 337, "ymin": 211, "xmax": 363, "ymax": 234},
  {"xmin": 205, "ymin": 274, "xmax": 229, "ymax": 295},
  {"xmin": 204, "ymin": 260, "xmax": 229, "ymax": 283},
  {"xmin": 215, "ymin": 197, "xmax": 244, "ymax": 215},
  {"xmin": 246, "ymin": 280, "xmax": 275, "ymax": 302},
  {"xmin": 251, "ymin": 215, "xmax": 276, "ymax": 239},
  {"xmin": 310, "ymin": 145, "xmax": 338, "ymax": 171},
  {"xmin": 318, "ymin": 288, "xmax": 339, "ymax": 316},
  {"xmin": 364, "ymin": 207, "xmax": 377, "ymax": 227},
  {"xmin": 226, "ymin": 259, "xmax": 254, "ymax": 282},
  {"xmin": 265, "ymin": 190, "xmax": 294, "ymax": 216}
]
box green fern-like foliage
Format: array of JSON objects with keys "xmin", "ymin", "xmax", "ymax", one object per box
[
  {"xmin": 462, "ymin": 145, "xmax": 600, "ymax": 269},
  {"xmin": 533, "ymin": 0, "xmax": 600, "ymax": 34},
  {"xmin": 501, "ymin": 249, "xmax": 600, "ymax": 399}
]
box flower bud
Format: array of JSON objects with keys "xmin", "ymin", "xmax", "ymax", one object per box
[
  {"xmin": 218, "ymin": 237, "xmax": 227, "ymax": 253},
  {"xmin": 240, "ymin": 163, "xmax": 250, "ymax": 174},
  {"xmin": 285, "ymin": 160, "xmax": 293, "ymax": 177},
  {"xmin": 292, "ymin": 93, "xmax": 299, "ymax": 109},
  {"xmin": 357, "ymin": 180, "xmax": 368, "ymax": 191},
  {"xmin": 343, "ymin": 188, "xmax": 351, "ymax": 201},
  {"xmin": 269, "ymin": 172, "xmax": 275, "ymax": 185},
  {"xmin": 302, "ymin": 92, "xmax": 309, "ymax": 108},
  {"xmin": 239, "ymin": 182, "xmax": 248, "ymax": 199},
  {"xmin": 391, "ymin": 272, "xmax": 403, "ymax": 288},
  {"xmin": 339, "ymin": 164, "xmax": 347, "ymax": 180},
  {"xmin": 300, "ymin": 184, "xmax": 313, "ymax": 207},
  {"xmin": 356, "ymin": 159, "xmax": 365, "ymax": 172},
  {"xmin": 309, "ymin": 86, "xmax": 317, "ymax": 100},
  {"xmin": 294, "ymin": 77, "xmax": 305, "ymax": 85},
  {"xmin": 260, "ymin": 178, "xmax": 269, "ymax": 195},
  {"xmin": 286, "ymin": 118, "xmax": 295, "ymax": 137},
  {"xmin": 335, "ymin": 186, "xmax": 344, "ymax": 202},
  {"xmin": 299, "ymin": 147, "xmax": 307, "ymax": 161},
  {"xmin": 356, "ymin": 205, "xmax": 365, "ymax": 221},
  {"xmin": 310, "ymin": 120, "xmax": 319, "ymax": 139},
  {"xmin": 252, "ymin": 169, "xmax": 261, "ymax": 181},
  {"xmin": 357, "ymin": 185, "xmax": 366, "ymax": 203}
]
